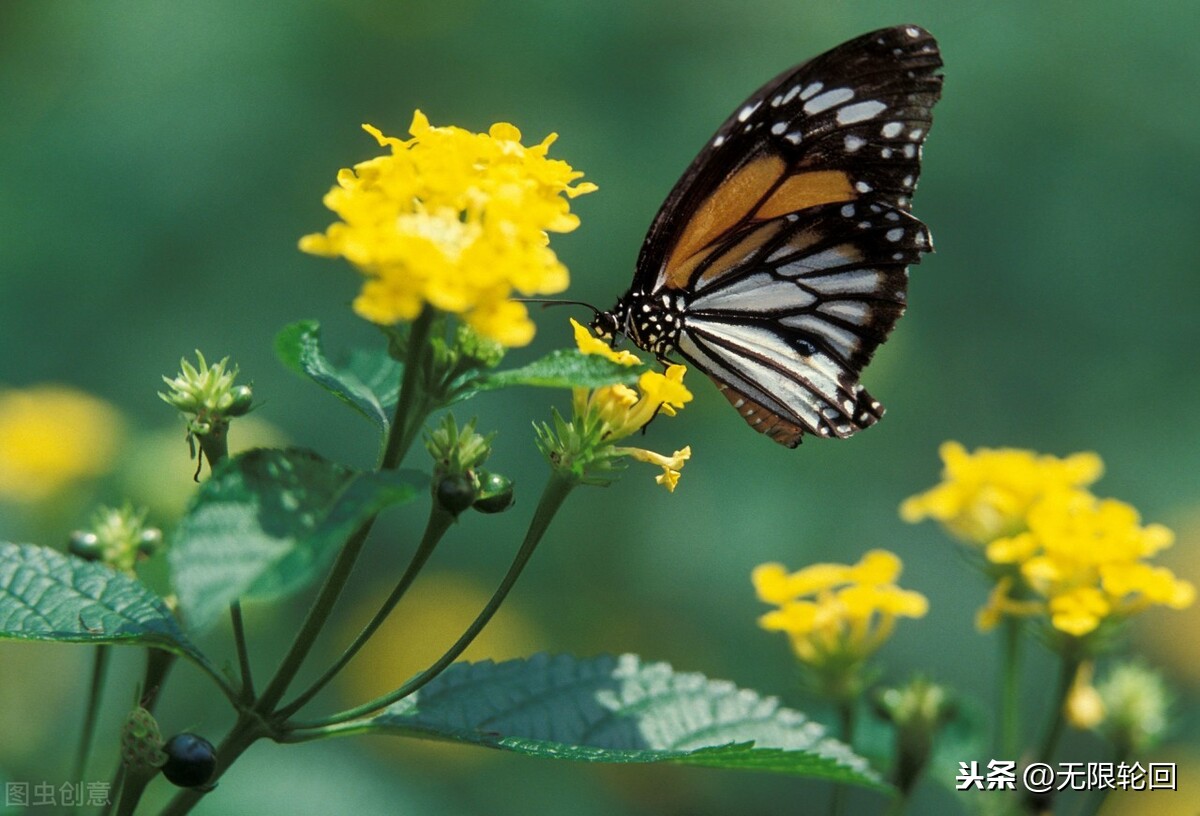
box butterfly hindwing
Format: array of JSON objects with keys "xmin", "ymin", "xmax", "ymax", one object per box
[{"xmin": 603, "ymin": 25, "xmax": 942, "ymax": 447}]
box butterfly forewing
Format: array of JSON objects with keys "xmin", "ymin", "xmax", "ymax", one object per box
[{"xmin": 616, "ymin": 24, "xmax": 942, "ymax": 448}]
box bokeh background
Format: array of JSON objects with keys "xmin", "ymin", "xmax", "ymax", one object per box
[{"xmin": 2, "ymin": 2, "xmax": 1198, "ymax": 814}]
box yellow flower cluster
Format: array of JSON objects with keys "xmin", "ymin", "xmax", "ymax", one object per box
[
  {"xmin": 301, "ymin": 112, "xmax": 597, "ymax": 347},
  {"xmin": 752, "ymin": 550, "xmax": 928, "ymax": 667},
  {"xmin": 904, "ymin": 443, "xmax": 1194, "ymax": 638},
  {"xmin": 900, "ymin": 441, "xmax": 1103, "ymax": 544},
  {"xmin": 569, "ymin": 319, "xmax": 692, "ymax": 491},
  {"xmin": 0, "ymin": 385, "xmax": 123, "ymax": 502}
]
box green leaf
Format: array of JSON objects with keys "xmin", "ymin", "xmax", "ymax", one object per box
[
  {"xmin": 169, "ymin": 448, "xmax": 420, "ymax": 632},
  {"xmin": 359, "ymin": 653, "xmax": 883, "ymax": 787},
  {"xmin": 275, "ymin": 320, "xmax": 401, "ymax": 433},
  {"xmin": 471, "ymin": 349, "xmax": 643, "ymax": 395},
  {"xmin": 0, "ymin": 542, "xmax": 202, "ymax": 662}
]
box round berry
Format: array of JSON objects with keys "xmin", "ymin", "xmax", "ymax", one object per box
[
  {"xmin": 68, "ymin": 531, "xmax": 103, "ymax": 561},
  {"xmin": 473, "ymin": 471, "xmax": 514, "ymax": 514},
  {"xmin": 161, "ymin": 733, "xmax": 217, "ymax": 788},
  {"xmin": 435, "ymin": 473, "xmax": 477, "ymax": 515}
]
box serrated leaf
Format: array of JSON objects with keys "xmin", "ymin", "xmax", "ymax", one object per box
[
  {"xmin": 0, "ymin": 542, "xmax": 202, "ymax": 661},
  {"xmin": 275, "ymin": 320, "xmax": 401, "ymax": 433},
  {"xmin": 360, "ymin": 653, "xmax": 883, "ymax": 787},
  {"xmin": 469, "ymin": 349, "xmax": 643, "ymax": 396},
  {"xmin": 169, "ymin": 448, "xmax": 420, "ymax": 631}
]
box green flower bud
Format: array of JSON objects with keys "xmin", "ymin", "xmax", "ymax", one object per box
[
  {"xmin": 455, "ymin": 323, "xmax": 505, "ymax": 368},
  {"xmin": 873, "ymin": 677, "xmax": 956, "ymax": 795},
  {"xmin": 1096, "ymin": 661, "xmax": 1171, "ymax": 755},
  {"xmin": 137, "ymin": 528, "xmax": 164, "ymax": 558},
  {"xmin": 73, "ymin": 504, "xmax": 160, "ymax": 574},
  {"xmin": 227, "ymin": 384, "xmax": 254, "ymax": 417},
  {"xmin": 424, "ymin": 415, "xmax": 493, "ymax": 475},
  {"xmin": 473, "ymin": 471, "xmax": 515, "ymax": 514}
]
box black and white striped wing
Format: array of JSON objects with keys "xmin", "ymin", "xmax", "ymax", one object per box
[{"xmin": 674, "ymin": 200, "xmax": 930, "ymax": 447}]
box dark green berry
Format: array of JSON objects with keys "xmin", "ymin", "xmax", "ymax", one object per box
[
  {"xmin": 162, "ymin": 733, "xmax": 217, "ymax": 788},
  {"xmin": 68, "ymin": 531, "xmax": 103, "ymax": 561},
  {"xmin": 473, "ymin": 471, "xmax": 514, "ymax": 514},
  {"xmin": 435, "ymin": 473, "xmax": 476, "ymax": 515}
]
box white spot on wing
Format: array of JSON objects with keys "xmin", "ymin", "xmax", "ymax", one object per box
[
  {"xmin": 844, "ymin": 135, "xmax": 866, "ymax": 152},
  {"xmin": 881, "ymin": 122, "xmax": 903, "ymax": 138},
  {"xmin": 797, "ymin": 82, "xmax": 822, "ymax": 101},
  {"xmin": 886, "ymin": 228, "xmax": 904, "ymax": 242},
  {"xmin": 804, "ymin": 87, "xmax": 854, "ymax": 114},
  {"xmin": 737, "ymin": 101, "xmax": 761, "ymax": 122},
  {"xmin": 784, "ymin": 131, "xmax": 803, "ymax": 145},
  {"xmin": 770, "ymin": 122, "xmax": 787, "ymax": 135},
  {"xmin": 837, "ymin": 101, "xmax": 887, "ymax": 125},
  {"xmin": 713, "ymin": 134, "xmax": 726, "ymax": 147}
]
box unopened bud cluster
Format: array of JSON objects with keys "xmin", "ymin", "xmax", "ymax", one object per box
[
  {"xmin": 159, "ymin": 351, "xmax": 253, "ymax": 436},
  {"xmin": 69, "ymin": 504, "xmax": 161, "ymax": 574},
  {"xmin": 425, "ymin": 416, "xmax": 514, "ymax": 516}
]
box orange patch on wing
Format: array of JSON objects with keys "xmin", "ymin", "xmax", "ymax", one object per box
[
  {"xmin": 663, "ymin": 154, "xmax": 786, "ymax": 288},
  {"xmin": 696, "ymin": 221, "xmax": 782, "ymax": 288},
  {"xmin": 755, "ymin": 170, "xmax": 855, "ymax": 220}
]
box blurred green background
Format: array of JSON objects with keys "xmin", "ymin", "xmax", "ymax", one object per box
[{"xmin": 2, "ymin": 1, "xmax": 1198, "ymax": 814}]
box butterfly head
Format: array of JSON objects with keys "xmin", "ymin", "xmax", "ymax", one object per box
[{"xmin": 590, "ymin": 301, "xmax": 625, "ymax": 347}]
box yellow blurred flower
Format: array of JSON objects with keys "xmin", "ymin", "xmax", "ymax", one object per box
[
  {"xmin": 900, "ymin": 441, "xmax": 1103, "ymax": 544},
  {"xmin": 752, "ymin": 550, "xmax": 928, "ymax": 667},
  {"xmin": 0, "ymin": 385, "xmax": 123, "ymax": 503},
  {"xmin": 301, "ymin": 111, "xmax": 597, "ymax": 347},
  {"xmin": 987, "ymin": 491, "xmax": 1194, "ymax": 637}
]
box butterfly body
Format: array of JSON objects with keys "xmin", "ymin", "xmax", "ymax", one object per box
[{"xmin": 593, "ymin": 25, "xmax": 943, "ymax": 448}]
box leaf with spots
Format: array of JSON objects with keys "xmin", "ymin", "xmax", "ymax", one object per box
[
  {"xmin": 0, "ymin": 542, "xmax": 204, "ymax": 663},
  {"xmin": 354, "ymin": 653, "xmax": 883, "ymax": 786},
  {"xmin": 168, "ymin": 448, "xmax": 421, "ymax": 632}
]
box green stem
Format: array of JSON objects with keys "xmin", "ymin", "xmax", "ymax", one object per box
[
  {"xmin": 276, "ymin": 503, "xmax": 455, "ymax": 718},
  {"xmin": 999, "ymin": 616, "xmax": 1023, "ymax": 758},
  {"xmin": 830, "ymin": 698, "xmax": 856, "ymax": 816},
  {"xmin": 1036, "ymin": 649, "xmax": 1080, "ymax": 764},
  {"xmin": 230, "ymin": 601, "xmax": 254, "ymax": 703},
  {"xmin": 1019, "ymin": 648, "xmax": 1082, "ymax": 816},
  {"xmin": 289, "ymin": 470, "xmax": 578, "ymax": 731},
  {"xmin": 114, "ymin": 770, "xmax": 154, "ymax": 816},
  {"xmin": 1076, "ymin": 748, "xmax": 1129, "ymax": 816},
  {"xmin": 380, "ymin": 308, "xmax": 436, "ymax": 470},
  {"xmin": 254, "ymin": 310, "xmax": 437, "ymax": 715},
  {"xmin": 141, "ymin": 648, "xmax": 178, "ymax": 714},
  {"xmin": 253, "ymin": 521, "xmax": 375, "ymax": 714},
  {"xmin": 73, "ymin": 645, "xmax": 111, "ymax": 785}
]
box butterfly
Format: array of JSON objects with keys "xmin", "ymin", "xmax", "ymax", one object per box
[{"xmin": 591, "ymin": 25, "xmax": 943, "ymax": 447}]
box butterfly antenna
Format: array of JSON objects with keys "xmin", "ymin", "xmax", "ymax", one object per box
[{"xmin": 513, "ymin": 297, "xmax": 601, "ymax": 318}]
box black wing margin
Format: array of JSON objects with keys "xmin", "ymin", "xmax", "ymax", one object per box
[{"xmin": 635, "ymin": 24, "xmax": 943, "ymax": 290}]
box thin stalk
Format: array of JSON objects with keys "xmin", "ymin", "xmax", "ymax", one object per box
[
  {"xmin": 253, "ymin": 521, "xmax": 374, "ymax": 714},
  {"xmin": 1036, "ymin": 650, "xmax": 1080, "ymax": 764},
  {"xmin": 114, "ymin": 770, "xmax": 154, "ymax": 816},
  {"xmin": 277, "ymin": 503, "xmax": 455, "ymax": 718},
  {"xmin": 254, "ymin": 311, "xmax": 437, "ymax": 714},
  {"xmin": 1020, "ymin": 649, "xmax": 1082, "ymax": 816},
  {"xmin": 73, "ymin": 645, "xmax": 111, "ymax": 785},
  {"xmin": 830, "ymin": 698, "xmax": 856, "ymax": 816},
  {"xmin": 230, "ymin": 601, "xmax": 254, "ymax": 703},
  {"xmin": 290, "ymin": 471, "xmax": 578, "ymax": 730},
  {"xmin": 380, "ymin": 308, "xmax": 435, "ymax": 470},
  {"xmin": 999, "ymin": 617, "xmax": 1023, "ymax": 757}
]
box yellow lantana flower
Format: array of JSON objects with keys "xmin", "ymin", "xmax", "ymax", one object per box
[
  {"xmin": 301, "ymin": 112, "xmax": 597, "ymax": 347},
  {"xmin": 752, "ymin": 550, "xmax": 928, "ymax": 668},
  {"xmin": 900, "ymin": 441, "xmax": 1103, "ymax": 544},
  {"xmin": 541, "ymin": 322, "xmax": 693, "ymax": 491},
  {"xmin": 0, "ymin": 385, "xmax": 123, "ymax": 502}
]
